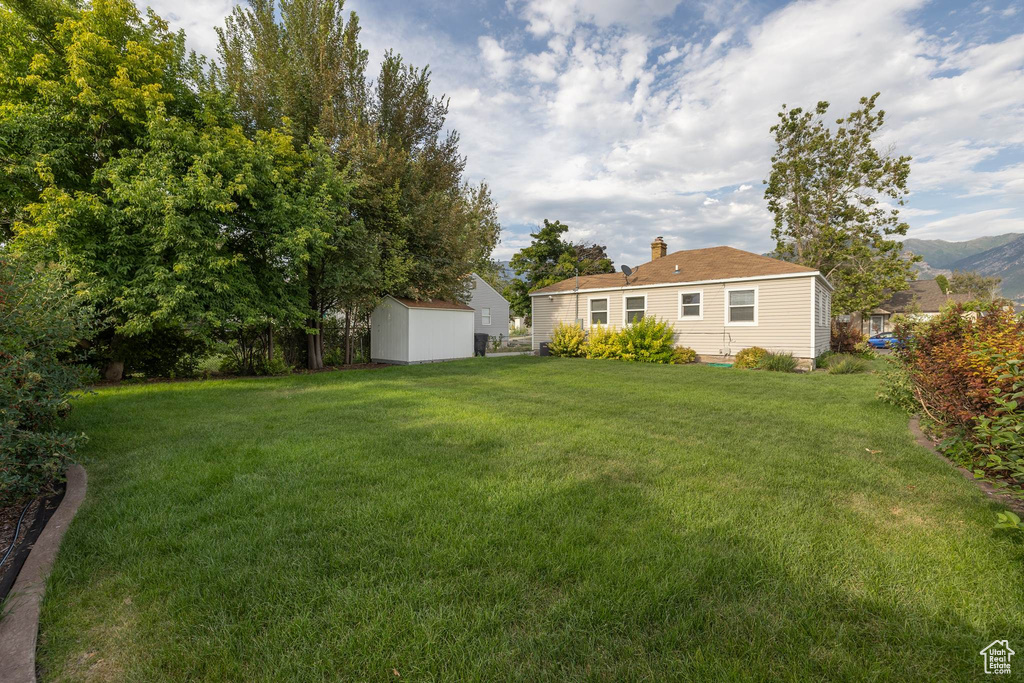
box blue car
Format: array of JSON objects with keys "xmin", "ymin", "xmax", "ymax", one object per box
[{"xmin": 867, "ymin": 332, "xmax": 903, "ymax": 349}]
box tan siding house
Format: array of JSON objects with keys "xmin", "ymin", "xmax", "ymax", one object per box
[{"xmin": 531, "ymin": 239, "xmax": 833, "ymax": 367}]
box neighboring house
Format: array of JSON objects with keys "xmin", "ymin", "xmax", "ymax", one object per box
[
  {"xmin": 467, "ymin": 273, "xmax": 510, "ymax": 340},
  {"xmin": 370, "ymin": 296, "xmax": 474, "ymax": 365},
  {"xmin": 530, "ymin": 237, "xmax": 834, "ymax": 367},
  {"xmin": 851, "ymin": 279, "xmax": 974, "ymax": 336}
]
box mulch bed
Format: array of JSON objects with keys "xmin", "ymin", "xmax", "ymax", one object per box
[{"xmin": 0, "ymin": 485, "xmax": 66, "ymax": 603}]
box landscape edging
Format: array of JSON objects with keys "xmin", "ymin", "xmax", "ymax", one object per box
[
  {"xmin": 0, "ymin": 465, "xmax": 88, "ymax": 683},
  {"xmin": 908, "ymin": 416, "xmax": 1024, "ymax": 516}
]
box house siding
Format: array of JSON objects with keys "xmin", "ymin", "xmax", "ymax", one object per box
[
  {"xmin": 370, "ymin": 297, "xmax": 409, "ymax": 363},
  {"xmin": 468, "ymin": 273, "xmax": 510, "ymax": 338},
  {"xmin": 532, "ymin": 275, "xmax": 819, "ymax": 358}
]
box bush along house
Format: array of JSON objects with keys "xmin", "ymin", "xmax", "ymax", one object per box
[{"xmin": 530, "ymin": 237, "xmax": 834, "ymax": 369}]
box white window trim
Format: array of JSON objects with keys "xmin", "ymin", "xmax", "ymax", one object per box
[
  {"xmin": 724, "ymin": 285, "xmax": 758, "ymax": 326},
  {"xmin": 677, "ymin": 289, "xmax": 704, "ymax": 321},
  {"xmin": 481, "ymin": 307, "xmax": 491, "ymax": 326},
  {"xmin": 588, "ymin": 296, "xmax": 609, "ymax": 327},
  {"xmin": 623, "ymin": 293, "xmax": 647, "ymax": 326}
]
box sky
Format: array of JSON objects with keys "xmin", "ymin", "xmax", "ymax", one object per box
[{"xmin": 140, "ymin": 0, "xmax": 1024, "ymax": 268}]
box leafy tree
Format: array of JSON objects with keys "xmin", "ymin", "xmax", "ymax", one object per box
[
  {"xmin": 3, "ymin": 0, "xmax": 219, "ymax": 378},
  {"xmin": 949, "ymin": 271, "xmax": 1001, "ymax": 300},
  {"xmin": 503, "ymin": 219, "xmax": 614, "ymax": 319},
  {"xmin": 4, "ymin": 0, "xmax": 346, "ymax": 379},
  {"xmin": 935, "ymin": 274, "xmax": 950, "ymax": 294},
  {"xmin": 217, "ymin": 1, "xmax": 499, "ymax": 367},
  {"xmin": 764, "ymin": 93, "xmax": 917, "ymax": 315}
]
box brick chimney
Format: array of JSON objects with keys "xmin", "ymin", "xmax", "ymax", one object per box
[{"xmin": 651, "ymin": 236, "xmax": 667, "ymax": 261}]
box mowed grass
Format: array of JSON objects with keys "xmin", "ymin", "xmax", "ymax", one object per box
[{"xmin": 38, "ymin": 357, "xmax": 1024, "ymax": 681}]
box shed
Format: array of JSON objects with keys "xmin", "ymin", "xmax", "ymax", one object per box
[
  {"xmin": 370, "ymin": 296, "xmax": 475, "ymax": 364},
  {"xmin": 467, "ymin": 273, "xmax": 510, "ymax": 339}
]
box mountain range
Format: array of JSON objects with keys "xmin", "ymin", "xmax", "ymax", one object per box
[{"xmin": 903, "ymin": 233, "xmax": 1024, "ymax": 303}]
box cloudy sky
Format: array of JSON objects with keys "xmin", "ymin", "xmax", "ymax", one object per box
[{"xmin": 141, "ymin": 0, "xmax": 1024, "ymax": 267}]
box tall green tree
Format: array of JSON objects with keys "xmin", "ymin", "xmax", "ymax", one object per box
[
  {"xmin": 3, "ymin": 0, "xmax": 335, "ymax": 379},
  {"xmin": 217, "ymin": 0, "xmax": 500, "ymax": 367},
  {"xmin": 764, "ymin": 93, "xmax": 917, "ymax": 315},
  {"xmin": 503, "ymin": 219, "xmax": 614, "ymax": 320},
  {"xmin": 949, "ymin": 271, "xmax": 1001, "ymax": 300}
]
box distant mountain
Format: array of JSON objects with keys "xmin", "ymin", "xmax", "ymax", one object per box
[
  {"xmin": 948, "ymin": 235, "xmax": 1024, "ymax": 302},
  {"xmin": 901, "ymin": 233, "xmax": 1024, "ymax": 303},
  {"xmin": 903, "ymin": 233, "xmax": 1021, "ymax": 269}
]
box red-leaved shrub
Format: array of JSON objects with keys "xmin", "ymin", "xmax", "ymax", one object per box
[{"xmin": 895, "ymin": 302, "xmax": 1024, "ymax": 427}]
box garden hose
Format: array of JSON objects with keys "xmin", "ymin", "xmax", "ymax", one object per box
[{"xmin": 0, "ymin": 501, "xmax": 31, "ymax": 570}]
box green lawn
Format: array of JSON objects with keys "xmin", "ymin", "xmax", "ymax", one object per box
[{"xmin": 38, "ymin": 358, "xmax": 1024, "ymax": 681}]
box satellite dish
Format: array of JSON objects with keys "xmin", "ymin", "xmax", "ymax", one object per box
[{"xmin": 621, "ymin": 265, "xmax": 633, "ymax": 277}]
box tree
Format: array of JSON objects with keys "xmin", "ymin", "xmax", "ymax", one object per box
[
  {"xmin": 948, "ymin": 271, "xmax": 1001, "ymax": 300},
  {"xmin": 935, "ymin": 274, "xmax": 950, "ymax": 294},
  {"xmin": 503, "ymin": 219, "xmax": 615, "ymax": 320},
  {"xmin": 4, "ymin": 0, "xmax": 345, "ymax": 379},
  {"xmin": 764, "ymin": 93, "xmax": 917, "ymax": 315},
  {"xmin": 217, "ymin": 1, "xmax": 499, "ymax": 367},
  {"xmin": 4, "ymin": 0, "xmax": 224, "ymax": 378}
]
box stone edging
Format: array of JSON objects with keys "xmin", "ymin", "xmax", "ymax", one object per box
[
  {"xmin": 908, "ymin": 416, "xmax": 1024, "ymax": 516},
  {"xmin": 0, "ymin": 465, "xmax": 88, "ymax": 683}
]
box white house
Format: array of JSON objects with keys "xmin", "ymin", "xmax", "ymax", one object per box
[
  {"xmin": 370, "ymin": 296, "xmax": 474, "ymax": 365},
  {"xmin": 467, "ymin": 273, "xmax": 510, "ymax": 340},
  {"xmin": 530, "ymin": 237, "xmax": 834, "ymax": 369}
]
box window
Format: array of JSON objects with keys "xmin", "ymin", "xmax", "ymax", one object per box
[
  {"xmin": 624, "ymin": 295, "xmax": 646, "ymax": 324},
  {"xmin": 481, "ymin": 307, "xmax": 491, "ymax": 326},
  {"xmin": 678, "ymin": 290, "xmax": 702, "ymax": 319},
  {"xmin": 589, "ymin": 298, "xmax": 608, "ymax": 326},
  {"xmin": 726, "ymin": 288, "xmax": 756, "ymax": 324},
  {"xmin": 815, "ymin": 284, "xmax": 830, "ymax": 326}
]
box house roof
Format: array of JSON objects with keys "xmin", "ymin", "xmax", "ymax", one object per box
[
  {"xmin": 873, "ymin": 280, "xmax": 974, "ymax": 314},
  {"xmin": 530, "ymin": 246, "xmax": 820, "ymax": 295},
  {"xmin": 389, "ymin": 296, "xmax": 473, "ymax": 312},
  {"xmin": 470, "ymin": 273, "xmax": 509, "ymax": 303}
]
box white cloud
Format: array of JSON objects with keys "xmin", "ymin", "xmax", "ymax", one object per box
[
  {"xmin": 136, "ymin": 0, "xmax": 234, "ymax": 59},
  {"xmin": 912, "ymin": 209, "xmax": 1024, "ymax": 240},
  {"xmin": 478, "ymin": 36, "xmax": 513, "ymax": 79},
  {"xmin": 516, "ymin": 0, "xmax": 683, "ymax": 36},
  {"xmin": 138, "ymin": 0, "xmax": 1024, "ymax": 265}
]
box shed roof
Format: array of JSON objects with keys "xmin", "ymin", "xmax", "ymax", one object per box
[{"xmin": 389, "ymin": 296, "xmax": 473, "ymax": 312}]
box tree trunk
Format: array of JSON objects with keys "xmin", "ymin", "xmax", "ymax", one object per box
[
  {"xmin": 103, "ymin": 360, "xmax": 124, "ymax": 382},
  {"xmin": 306, "ymin": 320, "xmax": 322, "ymax": 371},
  {"xmin": 343, "ymin": 309, "xmax": 352, "ymax": 365},
  {"xmin": 266, "ymin": 323, "xmax": 274, "ymax": 363},
  {"xmin": 318, "ymin": 319, "xmax": 325, "ymax": 368}
]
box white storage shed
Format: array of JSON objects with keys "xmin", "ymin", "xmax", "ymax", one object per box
[{"xmin": 370, "ymin": 296, "xmax": 475, "ymax": 364}]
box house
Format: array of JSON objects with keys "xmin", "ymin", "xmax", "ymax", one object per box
[
  {"xmin": 467, "ymin": 273, "xmax": 510, "ymax": 340},
  {"xmin": 370, "ymin": 296, "xmax": 474, "ymax": 364},
  {"xmin": 852, "ymin": 279, "xmax": 974, "ymax": 336},
  {"xmin": 530, "ymin": 237, "xmax": 834, "ymax": 368}
]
